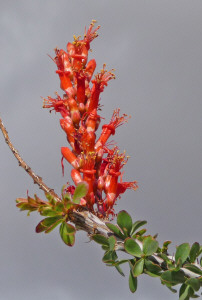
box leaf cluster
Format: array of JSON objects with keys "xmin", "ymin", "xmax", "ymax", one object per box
[
  {"xmin": 16, "ymin": 182, "xmax": 88, "ymax": 246},
  {"xmin": 92, "ymin": 210, "xmax": 202, "ymax": 299}
]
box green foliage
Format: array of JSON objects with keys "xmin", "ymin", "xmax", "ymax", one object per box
[
  {"xmin": 124, "ymin": 238, "xmax": 142, "ymax": 257},
  {"xmin": 117, "ymin": 210, "xmax": 132, "ymax": 237},
  {"xmin": 105, "ymin": 222, "xmax": 125, "ymax": 239},
  {"xmin": 92, "ymin": 234, "xmax": 109, "ymax": 246},
  {"xmin": 143, "ymin": 236, "xmax": 159, "ymax": 256},
  {"xmin": 131, "ymin": 220, "xmax": 147, "ymax": 237},
  {"xmin": 190, "ymin": 243, "xmax": 200, "ymax": 263},
  {"xmin": 161, "ymin": 270, "xmax": 186, "ymax": 285},
  {"xmin": 129, "ymin": 271, "xmax": 137, "ymax": 293},
  {"xmin": 93, "ymin": 210, "xmax": 202, "ymax": 299},
  {"xmin": 16, "ymin": 182, "xmax": 88, "ymax": 246},
  {"xmin": 72, "ymin": 182, "xmax": 88, "ymax": 204},
  {"xmin": 36, "ymin": 216, "xmax": 63, "ymax": 233},
  {"xmin": 132, "ymin": 258, "xmax": 144, "ymax": 277},
  {"xmin": 144, "ymin": 259, "xmax": 162, "ymax": 277},
  {"xmin": 60, "ymin": 221, "xmax": 75, "ymax": 246},
  {"xmin": 175, "ymin": 243, "xmax": 190, "ymax": 264}
]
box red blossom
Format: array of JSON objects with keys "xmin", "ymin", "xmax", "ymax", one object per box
[
  {"xmin": 95, "ymin": 110, "xmax": 129, "ymax": 151},
  {"xmin": 87, "ymin": 65, "xmax": 115, "ymax": 113},
  {"xmin": 43, "ymin": 21, "xmax": 138, "ymax": 218}
]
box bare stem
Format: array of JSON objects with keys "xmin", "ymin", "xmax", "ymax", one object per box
[{"xmin": 0, "ymin": 116, "xmax": 61, "ymax": 202}]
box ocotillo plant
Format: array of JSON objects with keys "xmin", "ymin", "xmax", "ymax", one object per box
[{"xmin": 0, "ymin": 21, "xmax": 201, "ymax": 299}]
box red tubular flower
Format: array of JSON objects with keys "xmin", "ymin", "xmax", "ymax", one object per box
[
  {"xmin": 86, "ymin": 109, "xmax": 100, "ymax": 132},
  {"xmin": 61, "ymin": 147, "xmax": 79, "ymax": 169},
  {"xmin": 84, "ymin": 20, "xmax": 100, "ymax": 50},
  {"xmin": 76, "ymin": 73, "xmax": 86, "ymax": 104},
  {"xmin": 103, "ymin": 149, "xmax": 125, "ymax": 208},
  {"xmin": 71, "ymin": 169, "xmax": 83, "ymax": 185},
  {"xmin": 81, "ymin": 131, "xmax": 96, "ymax": 152},
  {"xmin": 43, "ymin": 94, "xmax": 69, "ymax": 118},
  {"xmin": 95, "ymin": 109, "xmax": 129, "ymax": 151},
  {"xmin": 43, "ymin": 21, "xmax": 138, "ymax": 218},
  {"xmin": 67, "ymin": 20, "xmax": 100, "ymax": 72},
  {"xmin": 87, "ymin": 65, "xmax": 115, "ymax": 113},
  {"xmin": 53, "ymin": 49, "xmax": 75, "ymax": 95},
  {"xmin": 97, "ymin": 175, "xmax": 105, "ymax": 190},
  {"xmin": 116, "ymin": 181, "xmax": 139, "ymax": 198},
  {"xmin": 54, "ymin": 49, "xmax": 72, "ymax": 75},
  {"xmin": 67, "ymin": 97, "xmax": 81, "ymax": 127},
  {"xmin": 85, "ymin": 59, "xmax": 96, "ymax": 81},
  {"xmin": 80, "ymin": 154, "xmax": 96, "ymax": 207},
  {"xmin": 106, "ymin": 174, "xmax": 120, "ymax": 208},
  {"xmin": 60, "ymin": 119, "xmax": 75, "ymax": 149}
]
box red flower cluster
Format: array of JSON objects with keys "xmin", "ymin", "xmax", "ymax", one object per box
[{"xmin": 43, "ymin": 21, "xmax": 138, "ymax": 217}]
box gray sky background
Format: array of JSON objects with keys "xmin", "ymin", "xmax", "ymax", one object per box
[{"xmin": 0, "ymin": 1, "xmax": 202, "ymax": 299}]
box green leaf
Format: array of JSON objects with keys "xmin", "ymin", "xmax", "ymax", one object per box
[
  {"xmin": 174, "ymin": 258, "xmax": 183, "ymax": 271},
  {"xmin": 190, "ymin": 295, "xmax": 200, "ymax": 298},
  {"xmin": 102, "ymin": 251, "xmax": 114, "ymax": 263},
  {"xmin": 132, "ymin": 258, "xmax": 144, "ymax": 277},
  {"xmin": 45, "ymin": 193, "xmax": 57, "ymax": 205},
  {"xmin": 159, "ymin": 253, "xmax": 171, "ymax": 263},
  {"xmin": 54, "ymin": 202, "xmax": 64, "ymax": 212},
  {"xmin": 45, "ymin": 218, "xmax": 63, "ymax": 233},
  {"xmin": 179, "ymin": 285, "xmax": 194, "ymax": 300},
  {"xmin": 162, "ymin": 240, "xmax": 172, "ymax": 253},
  {"xmin": 129, "ymin": 271, "xmax": 137, "ymax": 293},
  {"xmin": 17, "ymin": 202, "xmax": 37, "ymax": 212},
  {"xmin": 104, "ymin": 250, "xmax": 124, "ymax": 276},
  {"xmin": 143, "ymin": 236, "xmax": 159, "ymax": 256},
  {"xmin": 144, "ymin": 259, "xmax": 162, "ymax": 275},
  {"xmin": 183, "ymin": 264, "xmax": 202, "ymax": 276},
  {"xmin": 179, "ymin": 283, "xmax": 187, "ymax": 298},
  {"xmin": 179, "ymin": 283, "xmax": 199, "ymax": 299},
  {"xmin": 166, "ymin": 286, "xmax": 177, "ymax": 293},
  {"xmin": 111, "ymin": 259, "xmax": 129, "ymax": 266},
  {"xmin": 92, "ymin": 234, "xmax": 109, "ymax": 247},
  {"xmin": 108, "ymin": 236, "xmax": 116, "ymax": 251},
  {"xmin": 115, "ymin": 265, "xmax": 125, "ymax": 277},
  {"xmin": 190, "ymin": 242, "xmax": 200, "ymax": 263},
  {"xmin": 161, "ymin": 270, "xmax": 185, "ymax": 285},
  {"xmin": 186, "ymin": 278, "xmax": 200, "ymax": 292},
  {"xmin": 117, "ymin": 210, "xmax": 132, "ymax": 236},
  {"xmin": 105, "ymin": 223, "xmax": 125, "ymax": 239},
  {"xmin": 134, "ymin": 228, "xmax": 147, "ymax": 237},
  {"xmin": 145, "ymin": 271, "xmax": 160, "ymax": 278},
  {"xmin": 63, "ymin": 192, "xmax": 72, "ymax": 202},
  {"xmin": 72, "ymin": 182, "xmax": 88, "ymax": 204},
  {"xmin": 124, "ymin": 238, "xmax": 142, "ymax": 257},
  {"xmin": 65, "ymin": 202, "xmax": 75, "ymax": 210},
  {"xmin": 102, "ymin": 245, "xmax": 109, "ymax": 251},
  {"xmin": 35, "ymin": 216, "xmax": 63, "ymax": 233},
  {"xmin": 175, "ymin": 243, "xmax": 190, "ymax": 264},
  {"xmin": 131, "ymin": 220, "xmax": 147, "ymax": 236},
  {"xmin": 128, "ymin": 260, "xmax": 135, "ymax": 271},
  {"xmin": 39, "ymin": 207, "xmax": 59, "ymax": 217},
  {"xmin": 59, "ymin": 222, "xmax": 75, "ymax": 246}
]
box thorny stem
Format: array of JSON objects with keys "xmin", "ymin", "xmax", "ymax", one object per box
[
  {"xmin": 0, "ymin": 116, "xmax": 60, "ymax": 202},
  {"xmin": 1, "ymin": 116, "xmax": 201, "ymax": 280}
]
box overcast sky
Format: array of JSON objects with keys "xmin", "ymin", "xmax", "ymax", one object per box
[{"xmin": 0, "ymin": 1, "xmax": 202, "ymax": 299}]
